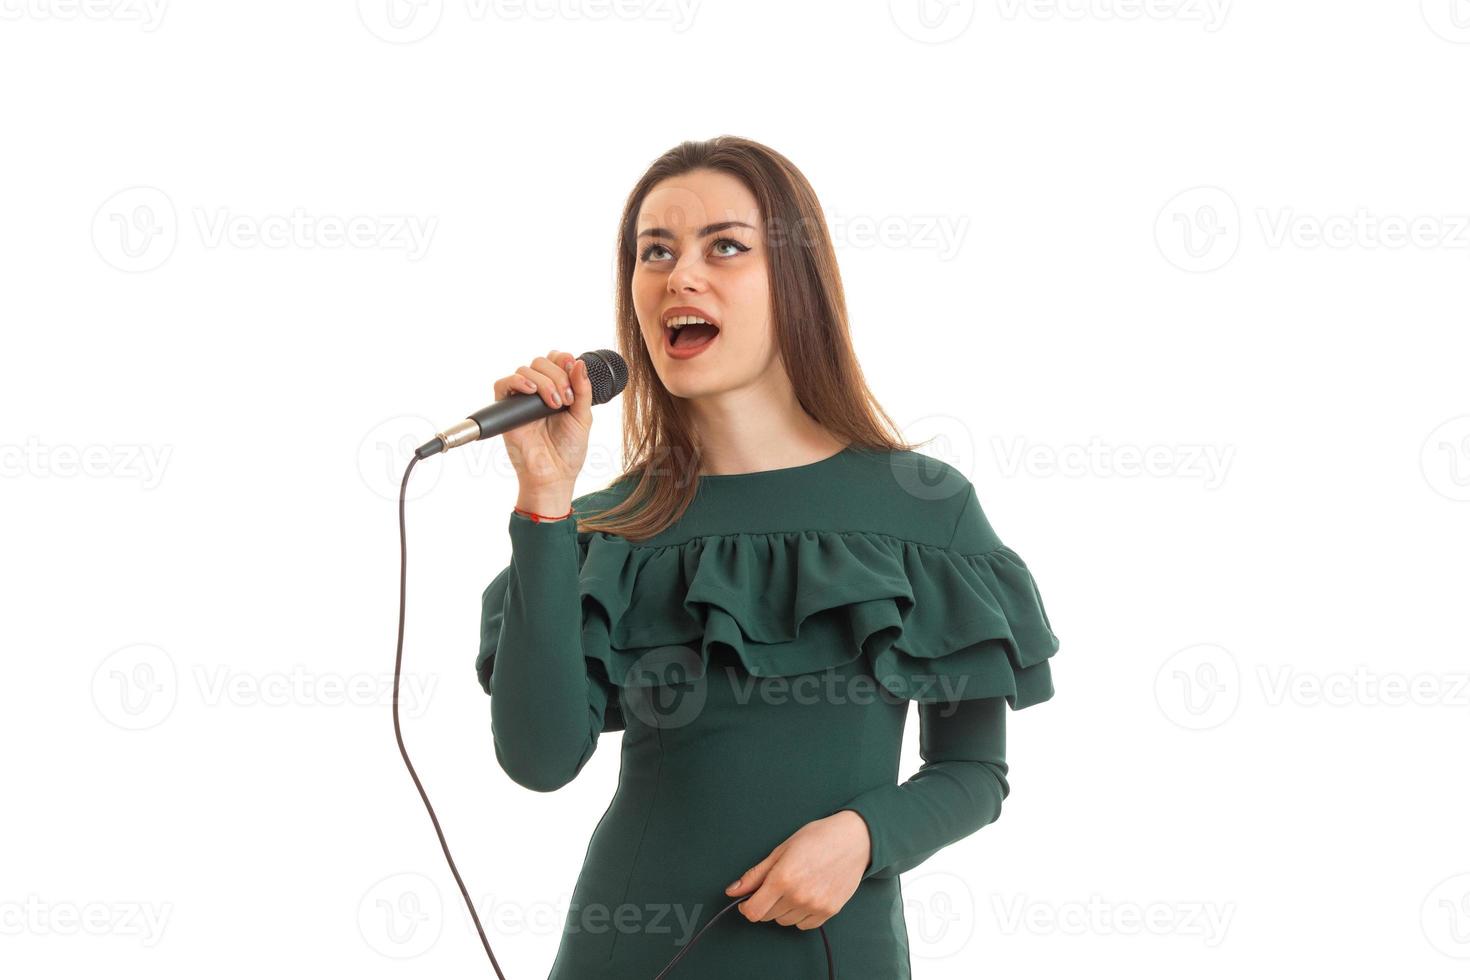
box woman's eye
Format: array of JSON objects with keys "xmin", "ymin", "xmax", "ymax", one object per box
[
  {"xmin": 638, "ymin": 238, "xmax": 750, "ymax": 263},
  {"xmin": 712, "ymin": 237, "xmax": 751, "ymax": 257}
]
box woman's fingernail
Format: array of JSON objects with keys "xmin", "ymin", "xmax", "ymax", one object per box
[
  {"xmin": 727, "ymin": 879, "xmax": 741, "ymax": 890},
  {"xmin": 564, "ymin": 387, "xmax": 574, "ymax": 403}
]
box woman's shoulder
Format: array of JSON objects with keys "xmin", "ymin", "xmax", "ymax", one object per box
[
  {"xmin": 844, "ymin": 445, "xmax": 994, "ymax": 552},
  {"xmin": 563, "ymin": 446, "xmax": 1001, "ymax": 556}
]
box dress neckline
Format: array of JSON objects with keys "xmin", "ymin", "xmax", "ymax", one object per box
[{"xmin": 696, "ymin": 444, "xmax": 855, "ymax": 482}]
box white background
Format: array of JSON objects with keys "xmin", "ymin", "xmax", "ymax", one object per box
[{"xmin": 3, "ymin": 1, "xmax": 1469, "ymax": 977}]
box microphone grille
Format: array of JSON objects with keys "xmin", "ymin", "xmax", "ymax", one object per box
[{"xmin": 579, "ymin": 349, "xmax": 629, "ymax": 405}]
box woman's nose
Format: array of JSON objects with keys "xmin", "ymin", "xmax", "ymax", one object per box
[{"xmin": 667, "ymin": 256, "xmax": 707, "ymax": 292}]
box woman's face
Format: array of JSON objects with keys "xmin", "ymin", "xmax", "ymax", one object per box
[{"xmin": 632, "ymin": 168, "xmax": 776, "ymax": 399}]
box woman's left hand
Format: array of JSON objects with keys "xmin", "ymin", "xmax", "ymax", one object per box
[{"xmin": 724, "ymin": 810, "xmax": 871, "ymax": 930}]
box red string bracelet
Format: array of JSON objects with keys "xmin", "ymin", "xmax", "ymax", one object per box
[{"xmin": 513, "ymin": 504, "xmax": 574, "ymax": 524}]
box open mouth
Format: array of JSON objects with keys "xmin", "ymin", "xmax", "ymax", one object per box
[
  {"xmin": 666, "ymin": 320, "xmax": 721, "ymax": 349},
  {"xmin": 662, "ymin": 311, "xmax": 722, "ymax": 356}
]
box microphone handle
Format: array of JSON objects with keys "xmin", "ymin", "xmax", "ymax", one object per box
[{"xmin": 415, "ymin": 391, "xmax": 563, "ymax": 459}]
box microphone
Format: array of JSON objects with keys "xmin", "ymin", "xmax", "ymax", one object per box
[{"xmin": 414, "ymin": 348, "xmax": 628, "ymax": 459}]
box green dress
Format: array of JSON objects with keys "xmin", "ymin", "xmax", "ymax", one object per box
[{"xmin": 476, "ymin": 445, "xmax": 1060, "ymax": 979}]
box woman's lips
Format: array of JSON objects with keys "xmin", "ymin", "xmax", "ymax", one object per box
[{"xmin": 663, "ymin": 324, "xmax": 719, "ymax": 360}]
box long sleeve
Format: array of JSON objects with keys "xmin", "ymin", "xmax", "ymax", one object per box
[
  {"xmin": 833, "ymin": 694, "xmax": 1009, "ymax": 880},
  {"xmin": 476, "ymin": 510, "xmax": 622, "ymax": 793}
]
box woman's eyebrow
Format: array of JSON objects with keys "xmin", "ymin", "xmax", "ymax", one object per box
[{"xmin": 636, "ymin": 220, "xmax": 754, "ymax": 240}]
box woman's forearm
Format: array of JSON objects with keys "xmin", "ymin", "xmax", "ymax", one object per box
[
  {"xmin": 833, "ymin": 695, "xmax": 1010, "ymax": 880},
  {"xmin": 482, "ymin": 510, "xmax": 612, "ymax": 792}
]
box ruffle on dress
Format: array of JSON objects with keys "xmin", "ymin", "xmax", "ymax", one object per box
[{"xmin": 481, "ymin": 527, "xmax": 1060, "ymax": 711}]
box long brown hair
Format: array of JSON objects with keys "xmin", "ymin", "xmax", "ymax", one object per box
[{"xmin": 576, "ymin": 135, "xmax": 920, "ymax": 541}]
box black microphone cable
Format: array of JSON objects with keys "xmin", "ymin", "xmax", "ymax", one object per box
[{"xmin": 391, "ymin": 452, "xmax": 837, "ymax": 979}]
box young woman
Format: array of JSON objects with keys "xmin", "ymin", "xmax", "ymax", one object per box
[{"xmin": 476, "ymin": 135, "xmax": 1061, "ymax": 979}]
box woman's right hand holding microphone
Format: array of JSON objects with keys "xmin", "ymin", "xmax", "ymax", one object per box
[{"xmin": 495, "ymin": 350, "xmax": 593, "ymax": 522}]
